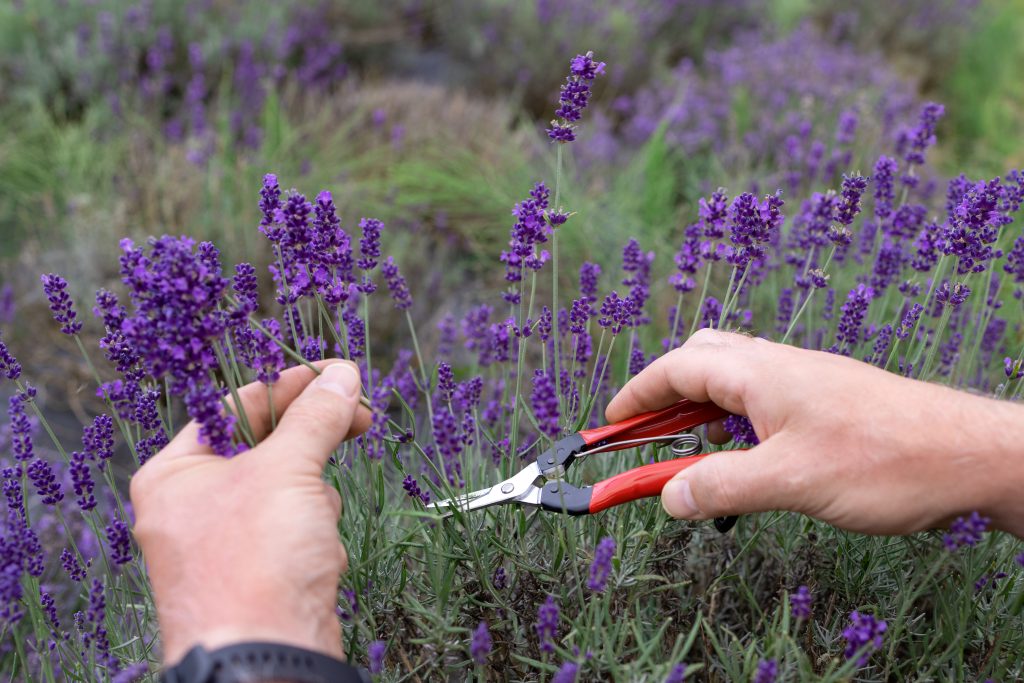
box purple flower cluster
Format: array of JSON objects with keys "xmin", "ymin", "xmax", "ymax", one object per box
[
  {"xmin": 942, "ymin": 511, "xmax": 990, "ymax": 550},
  {"xmin": 586, "ymin": 536, "xmax": 616, "ymax": 593},
  {"xmin": 367, "ymin": 640, "xmax": 386, "ymax": 675},
  {"xmin": 535, "ymin": 595, "xmax": 560, "ymax": 652},
  {"xmin": 41, "ymin": 273, "xmax": 82, "ymax": 335},
  {"xmin": 470, "ymin": 621, "xmax": 492, "ymax": 664},
  {"xmin": 790, "ymin": 585, "xmax": 813, "ymax": 620},
  {"xmin": 402, "ymin": 474, "xmax": 431, "ymax": 505},
  {"xmin": 723, "ymin": 415, "xmax": 759, "ymax": 446},
  {"xmin": 753, "ymin": 659, "xmax": 778, "ymax": 683},
  {"xmin": 842, "ymin": 611, "xmax": 887, "ymax": 666},
  {"xmin": 118, "ymin": 236, "xmax": 239, "ymax": 456},
  {"xmin": 547, "ymin": 51, "xmax": 605, "ymax": 143},
  {"xmin": 664, "ymin": 663, "xmax": 687, "ymax": 683},
  {"xmin": 500, "ymin": 183, "xmax": 553, "ymax": 303},
  {"xmin": 531, "ymin": 370, "xmax": 560, "ymax": 438}
]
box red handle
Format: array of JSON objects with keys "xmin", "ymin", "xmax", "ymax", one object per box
[
  {"xmin": 579, "ymin": 398, "xmax": 729, "ymax": 451},
  {"xmin": 589, "ymin": 456, "xmax": 710, "ymax": 513}
]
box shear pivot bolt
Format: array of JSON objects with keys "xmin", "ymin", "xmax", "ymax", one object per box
[
  {"xmin": 500, "ymin": 483, "xmax": 514, "ymax": 494},
  {"xmin": 547, "ymin": 456, "xmax": 555, "ymax": 464}
]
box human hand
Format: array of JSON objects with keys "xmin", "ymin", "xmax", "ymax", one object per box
[
  {"xmin": 130, "ymin": 360, "xmax": 372, "ymax": 665},
  {"xmin": 607, "ymin": 329, "xmax": 1024, "ymax": 537}
]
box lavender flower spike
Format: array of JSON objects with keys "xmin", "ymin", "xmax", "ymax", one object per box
[
  {"xmin": 0, "ymin": 331, "xmax": 21, "ymax": 380},
  {"xmin": 790, "ymin": 585, "xmax": 812, "ymax": 620},
  {"xmin": 842, "ymin": 611, "xmax": 887, "ymax": 666},
  {"xmin": 535, "ymin": 595, "xmax": 560, "ymax": 652},
  {"xmin": 587, "ymin": 536, "xmax": 616, "ymax": 592},
  {"xmin": 41, "ymin": 273, "xmax": 83, "ymax": 335},
  {"xmin": 664, "ymin": 663, "xmax": 687, "ymax": 683},
  {"xmin": 470, "ymin": 621, "xmax": 492, "ymax": 665},
  {"xmin": 942, "ymin": 511, "xmax": 989, "ymax": 550},
  {"xmin": 547, "ymin": 51, "xmax": 605, "ymax": 143},
  {"xmin": 754, "ymin": 659, "xmax": 778, "ymax": 683}
]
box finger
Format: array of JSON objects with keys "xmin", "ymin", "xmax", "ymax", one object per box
[
  {"xmin": 661, "ymin": 437, "xmax": 798, "ymax": 519},
  {"xmin": 606, "ymin": 329, "xmax": 758, "ymax": 422},
  {"xmin": 157, "ymin": 361, "xmax": 371, "ymax": 460},
  {"xmin": 325, "ymin": 482, "xmax": 343, "ymax": 519},
  {"xmin": 261, "ymin": 361, "xmax": 363, "ymax": 473}
]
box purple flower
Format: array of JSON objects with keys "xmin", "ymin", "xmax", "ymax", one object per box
[
  {"xmin": 664, "ymin": 663, "xmax": 687, "ymax": 683},
  {"xmin": 501, "ymin": 183, "xmax": 552, "ymax": 300},
  {"xmin": 831, "ymin": 284, "xmax": 874, "ymax": 355},
  {"xmin": 587, "ymin": 536, "xmax": 616, "ymax": 592},
  {"xmin": 835, "ymin": 175, "xmax": 868, "ymax": 226},
  {"xmin": 368, "ymin": 640, "xmax": 386, "ymax": 675},
  {"xmin": 70, "ymin": 450, "xmax": 96, "ymax": 511},
  {"xmin": 118, "ymin": 236, "xmax": 238, "ymax": 455},
  {"xmin": 382, "ymin": 257, "xmax": 413, "ymax": 310},
  {"xmin": 7, "ymin": 393, "xmax": 34, "ymax": 462},
  {"xmin": 943, "ymin": 511, "xmax": 990, "ymax": 550},
  {"xmin": 723, "ymin": 415, "xmax": 759, "ymax": 446},
  {"xmin": 903, "ymin": 102, "xmax": 945, "ymax": 167},
  {"xmin": 754, "ymin": 659, "xmax": 778, "ymax": 683},
  {"xmin": 61, "ymin": 547, "xmax": 87, "ymax": 582},
  {"xmin": 552, "ymin": 662, "xmax": 579, "ymax": 683},
  {"xmin": 357, "ymin": 218, "xmax": 384, "ymax": 271},
  {"xmin": 27, "ymin": 459, "xmax": 62, "ymax": 506},
  {"xmin": 41, "ymin": 273, "xmax": 82, "ymax": 335},
  {"xmin": 974, "ymin": 572, "xmax": 1007, "ymax": 593},
  {"xmin": 111, "ymin": 662, "xmax": 150, "ymax": 683},
  {"xmin": 104, "ymin": 516, "xmax": 132, "ymax": 565},
  {"xmin": 531, "ymin": 370, "xmax": 560, "ymax": 438},
  {"xmin": 547, "ymin": 51, "xmax": 605, "ymax": 143},
  {"xmin": 790, "ymin": 585, "xmax": 812, "ymax": 620},
  {"xmin": 40, "ymin": 587, "xmax": 59, "ymax": 632},
  {"xmin": 0, "ymin": 333, "xmax": 20, "ymax": 380},
  {"xmin": 935, "ymin": 281, "xmax": 971, "ymax": 308},
  {"xmin": 895, "ymin": 303, "xmax": 924, "ymax": 340},
  {"xmin": 727, "ymin": 191, "xmax": 785, "ymax": 268},
  {"xmin": 536, "ymin": 595, "xmax": 560, "ymax": 652},
  {"xmin": 83, "ymin": 414, "xmax": 115, "ymax": 468},
  {"xmin": 872, "ymin": 156, "xmax": 898, "ymax": 221},
  {"xmin": 402, "ymin": 475, "xmax": 430, "ymax": 505},
  {"xmin": 493, "ymin": 567, "xmax": 507, "ymax": 590},
  {"xmin": 470, "ymin": 621, "xmax": 492, "ymax": 665},
  {"xmin": 868, "ymin": 324, "xmax": 893, "ymax": 365},
  {"xmin": 1003, "ymin": 357, "xmax": 1022, "ymax": 380},
  {"xmin": 842, "ymin": 611, "xmax": 887, "ymax": 666},
  {"xmin": 579, "ymin": 262, "xmax": 601, "ymax": 303},
  {"xmin": 569, "ymin": 298, "xmax": 591, "ymax": 335}
]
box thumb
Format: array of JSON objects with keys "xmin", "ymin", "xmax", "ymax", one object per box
[
  {"xmin": 263, "ymin": 361, "xmax": 363, "ymax": 472},
  {"xmin": 661, "ymin": 440, "xmax": 792, "ymax": 519}
]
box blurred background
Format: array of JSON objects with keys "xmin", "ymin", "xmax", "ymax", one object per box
[{"xmin": 1, "ymin": 0, "xmax": 1022, "ymax": 409}]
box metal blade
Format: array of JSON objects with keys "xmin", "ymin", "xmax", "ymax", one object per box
[{"xmin": 426, "ymin": 462, "xmax": 543, "ymax": 518}]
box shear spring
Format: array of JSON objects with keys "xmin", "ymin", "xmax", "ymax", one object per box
[{"xmin": 581, "ymin": 432, "xmax": 703, "ymax": 459}]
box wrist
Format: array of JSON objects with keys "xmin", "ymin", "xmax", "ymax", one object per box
[
  {"xmin": 968, "ymin": 395, "xmax": 1024, "ymax": 536},
  {"xmin": 159, "ymin": 601, "xmax": 343, "ymax": 666}
]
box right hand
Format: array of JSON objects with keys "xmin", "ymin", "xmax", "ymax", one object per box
[{"xmin": 606, "ymin": 329, "xmax": 1024, "ymax": 538}]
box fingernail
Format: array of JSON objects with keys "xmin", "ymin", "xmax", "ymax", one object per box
[
  {"xmin": 316, "ymin": 363, "xmax": 360, "ymax": 399},
  {"xmin": 662, "ymin": 478, "xmax": 702, "ymax": 518}
]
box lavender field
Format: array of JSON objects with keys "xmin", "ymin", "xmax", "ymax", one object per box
[{"xmin": 2, "ymin": 0, "xmax": 1024, "ymax": 681}]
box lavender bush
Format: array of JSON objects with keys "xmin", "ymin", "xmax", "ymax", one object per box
[{"xmin": 2, "ymin": 24, "xmax": 1024, "ymax": 683}]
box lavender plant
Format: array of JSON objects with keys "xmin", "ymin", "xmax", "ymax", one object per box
[{"xmin": 2, "ymin": 42, "xmax": 1024, "ymax": 683}]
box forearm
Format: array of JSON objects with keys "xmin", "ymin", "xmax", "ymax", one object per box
[{"xmin": 967, "ymin": 394, "xmax": 1024, "ymax": 536}]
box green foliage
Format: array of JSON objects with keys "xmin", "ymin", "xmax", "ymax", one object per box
[{"xmin": 942, "ymin": 0, "xmax": 1024, "ymax": 175}]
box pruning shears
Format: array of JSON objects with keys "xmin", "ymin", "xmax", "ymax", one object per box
[{"xmin": 427, "ymin": 398, "xmax": 740, "ymax": 532}]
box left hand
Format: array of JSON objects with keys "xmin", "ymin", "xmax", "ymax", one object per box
[{"xmin": 130, "ymin": 360, "xmax": 371, "ymax": 665}]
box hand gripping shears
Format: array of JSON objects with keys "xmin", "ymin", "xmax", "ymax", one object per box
[{"xmin": 427, "ymin": 398, "xmax": 740, "ymax": 532}]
